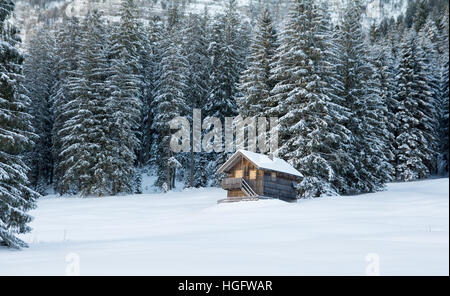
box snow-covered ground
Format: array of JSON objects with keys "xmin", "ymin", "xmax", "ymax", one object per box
[{"xmin": 0, "ymin": 178, "xmax": 448, "ymax": 275}]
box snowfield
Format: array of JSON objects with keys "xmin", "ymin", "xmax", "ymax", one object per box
[{"xmin": 0, "ymin": 178, "xmax": 448, "ymax": 275}]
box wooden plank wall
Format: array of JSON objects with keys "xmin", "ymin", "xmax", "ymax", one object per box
[
  {"xmin": 224, "ymin": 155, "xmax": 299, "ymax": 199},
  {"xmin": 227, "ymin": 189, "xmax": 246, "ymax": 197},
  {"xmin": 263, "ymin": 172, "xmax": 298, "ymax": 200},
  {"xmin": 226, "ymin": 157, "xmax": 264, "ymax": 196}
]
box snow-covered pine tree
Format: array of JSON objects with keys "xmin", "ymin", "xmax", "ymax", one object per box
[
  {"xmin": 437, "ymin": 8, "xmax": 449, "ymax": 174},
  {"xmin": 438, "ymin": 56, "xmax": 449, "ymax": 174},
  {"xmin": 336, "ymin": 0, "xmax": 392, "ymax": 193},
  {"xmin": 417, "ymin": 20, "xmax": 441, "ymax": 174},
  {"xmin": 267, "ymin": 0, "xmax": 352, "ymax": 197},
  {"xmin": 395, "ymin": 29, "xmax": 438, "ymax": 181},
  {"xmin": 206, "ymin": 0, "xmax": 242, "ymax": 120},
  {"xmin": 206, "ymin": 0, "xmax": 248, "ymax": 185},
  {"xmin": 414, "ymin": 0, "xmax": 430, "ymax": 33},
  {"xmin": 106, "ymin": 0, "xmax": 144, "ymax": 194},
  {"xmin": 59, "ymin": 10, "xmax": 112, "ymax": 196},
  {"xmin": 0, "ymin": 0, "xmax": 39, "ymax": 248},
  {"xmin": 106, "ymin": 46, "xmax": 141, "ymax": 195},
  {"xmin": 136, "ymin": 20, "xmax": 155, "ymax": 168},
  {"xmin": 315, "ymin": 1, "xmax": 355, "ymax": 194},
  {"xmin": 237, "ymin": 7, "xmax": 277, "ymax": 118},
  {"xmin": 151, "ymin": 24, "xmax": 189, "ymax": 191},
  {"xmin": 182, "ymin": 11, "xmax": 211, "ymax": 188},
  {"xmin": 23, "ymin": 27, "xmax": 57, "ymax": 194},
  {"xmin": 141, "ymin": 16, "xmax": 164, "ymax": 168},
  {"xmin": 371, "ymin": 42, "xmax": 398, "ymax": 181},
  {"xmin": 386, "ymin": 15, "xmax": 406, "ymax": 61},
  {"xmin": 52, "ymin": 16, "xmax": 81, "ymax": 194}
]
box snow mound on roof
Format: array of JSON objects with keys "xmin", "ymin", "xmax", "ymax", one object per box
[{"xmin": 238, "ymin": 150, "xmax": 303, "ymax": 177}]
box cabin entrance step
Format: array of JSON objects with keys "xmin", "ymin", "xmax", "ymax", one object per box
[
  {"xmin": 241, "ymin": 178, "xmax": 258, "ymax": 197},
  {"xmin": 217, "ymin": 196, "xmax": 259, "ymax": 204}
]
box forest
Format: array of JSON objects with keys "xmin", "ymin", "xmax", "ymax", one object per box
[{"xmin": 0, "ymin": 0, "xmax": 449, "ymax": 248}]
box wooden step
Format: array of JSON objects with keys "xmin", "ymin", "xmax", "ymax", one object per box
[{"xmin": 217, "ymin": 196, "xmax": 259, "ymax": 204}]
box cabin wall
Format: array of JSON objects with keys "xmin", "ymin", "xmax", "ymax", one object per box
[
  {"xmin": 246, "ymin": 172, "xmax": 264, "ymax": 196},
  {"xmin": 227, "ymin": 189, "xmax": 246, "ymax": 198},
  {"xmin": 228, "ymin": 158, "xmax": 254, "ymax": 178},
  {"xmin": 227, "ymin": 158, "xmax": 264, "ymax": 196},
  {"xmin": 262, "ymin": 172, "xmax": 298, "ymax": 200},
  {"xmin": 222, "ymin": 156, "xmax": 299, "ymax": 199}
]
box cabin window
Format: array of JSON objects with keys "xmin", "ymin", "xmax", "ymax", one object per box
[
  {"xmin": 271, "ymin": 172, "xmax": 276, "ymax": 181},
  {"xmin": 235, "ymin": 170, "xmax": 243, "ymax": 178},
  {"xmin": 249, "ymin": 170, "xmax": 257, "ymax": 180}
]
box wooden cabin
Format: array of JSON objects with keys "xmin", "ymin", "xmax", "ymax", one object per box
[{"xmin": 217, "ymin": 150, "xmax": 302, "ymax": 203}]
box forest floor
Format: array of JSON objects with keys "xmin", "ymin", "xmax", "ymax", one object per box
[{"xmin": 0, "ymin": 178, "xmax": 448, "ymax": 275}]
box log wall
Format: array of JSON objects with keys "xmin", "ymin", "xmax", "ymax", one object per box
[
  {"xmin": 222, "ymin": 155, "xmax": 299, "ymax": 200},
  {"xmin": 262, "ymin": 172, "xmax": 298, "ymax": 200}
]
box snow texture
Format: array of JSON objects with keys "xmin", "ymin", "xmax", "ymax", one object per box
[{"xmin": 0, "ymin": 178, "xmax": 447, "ymax": 275}]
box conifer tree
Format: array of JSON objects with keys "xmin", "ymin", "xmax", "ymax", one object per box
[
  {"xmin": 106, "ymin": 47, "xmax": 142, "ymax": 194},
  {"xmin": 336, "ymin": 0, "xmax": 392, "ymax": 193},
  {"xmin": 206, "ymin": 0, "xmax": 241, "ymax": 119},
  {"xmin": 205, "ymin": 0, "xmax": 249, "ymax": 185},
  {"xmin": 52, "ymin": 16, "xmax": 81, "ymax": 194},
  {"xmin": 0, "ymin": 0, "xmax": 39, "ymax": 248},
  {"xmin": 437, "ymin": 7, "xmax": 449, "ymax": 174},
  {"xmin": 59, "ymin": 10, "xmax": 111, "ymax": 196},
  {"xmin": 267, "ymin": 0, "xmax": 353, "ymax": 197},
  {"xmin": 371, "ymin": 42, "xmax": 398, "ymax": 181},
  {"xmin": 182, "ymin": 12, "xmax": 211, "ymax": 188},
  {"xmin": 395, "ymin": 29, "xmax": 437, "ymax": 180},
  {"xmin": 106, "ymin": 0, "xmax": 144, "ymax": 194},
  {"xmin": 237, "ymin": 7, "xmax": 277, "ymax": 118},
  {"xmin": 152, "ymin": 27, "xmax": 189, "ymax": 191},
  {"xmin": 418, "ymin": 22, "xmax": 441, "ymax": 174},
  {"xmin": 414, "ymin": 0, "xmax": 429, "ymax": 33},
  {"xmin": 141, "ymin": 16, "xmax": 164, "ymax": 167},
  {"xmin": 23, "ymin": 28, "xmax": 57, "ymax": 193},
  {"xmin": 438, "ymin": 57, "xmax": 449, "ymax": 174}
]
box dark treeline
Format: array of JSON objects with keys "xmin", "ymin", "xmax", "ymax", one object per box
[
  {"xmin": 22, "ymin": 0, "xmax": 449, "ymax": 197},
  {"xmin": 24, "ymin": 0, "xmax": 251, "ymax": 195},
  {"xmin": 1, "ymin": 0, "xmax": 449, "ymax": 247}
]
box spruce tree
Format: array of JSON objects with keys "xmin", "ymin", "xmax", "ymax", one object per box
[
  {"xmin": 182, "ymin": 12, "xmax": 211, "ymax": 188},
  {"xmin": 438, "ymin": 57, "xmax": 449, "ymax": 174},
  {"xmin": 414, "ymin": 0, "xmax": 429, "ymax": 33},
  {"xmin": 52, "ymin": 16, "xmax": 81, "ymax": 194},
  {"xmin": 418, "ymin": 21, "xmax": 441, "ymax": 174},
  {"xmin": 151, "ymin": 27, "xmax": 189, "ymax": 191},
  {"xmin": 237, "ymin": 7, "xmax": 277, "ymax": 118},
  {"xmin": 437, "ymin": 7, "xmax": 449, "ymax": 174},
  {"xmin": 106, "ymin": 0, "xmax": 144, "ymax": 194},
  {"xmin": 141, "ymin": 16, "xmax": 164, "ymax": 168},
  {"xmin": 106, "ymin": 47, "xmax": 141, "ymax": 195},
  {"xmin": 316, "ymin": 1, "xmax": 356, "ymax": 194},
  {"xmin": 59, "ymin": 10, "xmax": 111, "ymax": 196},
  {"xmin": 0, "ymin": 0, "xmax": 39, "ymax": 248},
  {"xmin": 336, "ymin": 0, "xmax": 392, "ymax": 193},
  {"xmin": 371, "ymin": 42, "xmax": 398, "ymax": 181},
  {"xmin": 395, "ymin": 29, "xmax": 437, "ymax": 180},
  {"xmin": 206, "ymin": 1, "xmax": 241, "ymax": 119},
  {"xmin": 268, "ymin": 0, "xmax": 352, "ymax": 197},
  {"xmin": 206, "ymin": 0, "xmax": 248, "ymax": 185},
  {"xmin": 23, "ymin": 27, "xmax": 57, "ymax": 194}
]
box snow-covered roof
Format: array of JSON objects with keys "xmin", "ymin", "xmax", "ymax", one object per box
[{"xmin": 217, "ymin": 150, "xmax": 303, "ymax": 178}]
